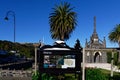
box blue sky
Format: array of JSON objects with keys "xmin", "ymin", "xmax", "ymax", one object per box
[{"xmin": 0, "ymin": 0, "xmax": 120, "ymax": 47}]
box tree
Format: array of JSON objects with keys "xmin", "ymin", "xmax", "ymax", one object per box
[
  {"xmin": 108, "ymin": 24, "xmax": 120, "ymax": 47},
  {"xmin": 108, "ymin": 24, "xmax": 120, "ymax": 62},
  {"xmin": 49, "ymin": 2, "xmax": 77, "ymax": 41},
  {"xmin": 74, "ymin": 39, "xmax": 82, "ymax": 50}
]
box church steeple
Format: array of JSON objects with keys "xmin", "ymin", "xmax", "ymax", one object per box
[
  {"xmin": 92, "ymin": 16, "xmax": 98, "ymax": 38},
  {"xmin": 85, "ymin": 16, "xmax": 106, "ymax": 48},
  {"xmin": 90, "ymin": 16, "xmax": 99, "ymax": 44},
  {"xmin": 94, "ymin": 16, "xmax": 96, "ymax": 33}
]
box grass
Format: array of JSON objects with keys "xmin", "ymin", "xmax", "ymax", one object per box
[
  {"xmin": 100, "ymin": 68, "xmax": 120, "ymax": 76},
  {"xmin": 92, "ymin": 68, "xmax": 120, "ymax": 80},
  {"xmin": 33, "ymin": 68, "xmax": 120, "ymax": 80}
]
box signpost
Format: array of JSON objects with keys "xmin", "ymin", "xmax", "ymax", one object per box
[{"xmin": 38, "ymin": 43, "xmax": 82, "ymax": 80}]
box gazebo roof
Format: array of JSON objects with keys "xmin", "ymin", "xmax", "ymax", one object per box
[{"xmin": 40, "ymin": 41, "xmax": 74, "ymax": 51}]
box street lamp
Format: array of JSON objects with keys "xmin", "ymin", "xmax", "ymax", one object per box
[{"xmin": 4, "ymin": 11, "xmax": 16, "ymax": 52}]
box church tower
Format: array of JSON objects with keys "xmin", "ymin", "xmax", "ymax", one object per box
[{"xmin": 85, "ymin": 16, "xmax": 107, "ymax": 63}]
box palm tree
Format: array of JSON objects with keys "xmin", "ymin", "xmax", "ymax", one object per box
[
  {"xmin": 108, "ymin": 24, "xmax": 120, "ymax": 47},
  {"xmin": 49, "ymin": 2, "xmax": 77, "ymax": 41},
  {"xmin": 108, "ymin": 24, "xmax": 120, "ymax": 62}
]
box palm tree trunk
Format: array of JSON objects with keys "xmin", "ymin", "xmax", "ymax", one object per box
[
  {"xmin": 61, "ymin": 34, "xmax": 64, "ymax": 41},
  {"xmin": 118, "ymin": 51, "xmax": 120, "ymax": 62},
  {"xmin": 118, "ymin": 42, "xmax": 120, "ymax": 62}
]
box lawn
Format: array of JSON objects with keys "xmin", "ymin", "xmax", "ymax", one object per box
[{"xmin": 32, "ymin": 68, "xmax": 120, "ymax": 80}]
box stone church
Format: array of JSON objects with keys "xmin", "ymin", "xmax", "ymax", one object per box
[{"xmin": 85, "ymin": 16, "xmax": 107, "ymax": 63}]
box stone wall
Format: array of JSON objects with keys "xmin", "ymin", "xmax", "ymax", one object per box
[
  {"xmin": 0, "ymin": 70, "xmax": 32, "ymax": 80},
  {"xmin": 0, "ymin": 77, "xmax": 32, "ymax": 80}
]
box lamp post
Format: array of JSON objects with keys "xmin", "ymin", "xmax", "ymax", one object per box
[{"xmin": 4, "ymin": 11, "xmax": 16, "ymax": 52}]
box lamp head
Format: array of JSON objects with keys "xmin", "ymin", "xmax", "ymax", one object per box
[{"xmin": 4, "ymin": 17, "xmax": 9, "ymax": 20}]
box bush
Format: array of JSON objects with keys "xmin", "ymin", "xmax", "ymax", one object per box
[
  {"xmin": 32, "ymin": 71, "xmax": 40, "ymax": 80},
  {"xmin": 107, "ymin": 52, "xmax": 119, "ymax": 65},
  {"xmin": 64, "ymin": 76, "xmax": 77, "ymax": 80},
  {"xmin": 32, "ymin": 72, "xmax": 57, "ymax": 80}
]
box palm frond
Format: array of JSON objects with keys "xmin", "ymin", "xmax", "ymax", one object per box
[{"xmin": 49, "ymin": 2, "xmax": 77, "ymax": 40}]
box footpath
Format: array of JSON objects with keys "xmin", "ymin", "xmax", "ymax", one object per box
[{"xmin": 85, "ymin": 63, "xmax": 120, "ymax": 73}]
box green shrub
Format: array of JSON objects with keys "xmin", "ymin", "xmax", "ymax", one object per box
[
  {"xmin": 64, "ymin": 76, "xmax": 77, "ymax": 80},
  {"xmin": 32, "ymin": 71, "xmax": 40, "ymax": 80},
  {"xmin": 107, "ymin": 52, "xmax": 119, "ymax": 65}
]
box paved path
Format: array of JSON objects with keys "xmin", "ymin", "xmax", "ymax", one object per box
[{"xmin": 85, "ymin": 63, "xmax": 120, "ymax": 72}]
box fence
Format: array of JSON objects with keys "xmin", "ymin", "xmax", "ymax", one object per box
[{"xmin": 0, "ymin": 61, "xmax": 33, "ymax": 70}]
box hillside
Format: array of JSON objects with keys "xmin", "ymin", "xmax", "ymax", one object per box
[{"xmin": 0, "ymin": 40, "xmax": 35, "ymax": 58}]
